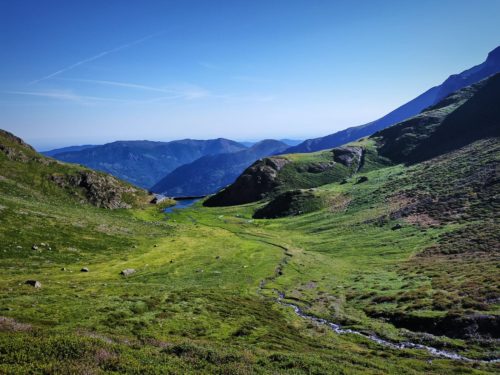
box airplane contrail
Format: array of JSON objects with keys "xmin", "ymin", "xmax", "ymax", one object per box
[{"xmin": 28, "ymin": 32, "xmax": 163, "ymax": 85}]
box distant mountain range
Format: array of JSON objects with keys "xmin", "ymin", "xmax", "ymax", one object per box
[
  {"xmin": 151, "ymin": 139, "xmax": 288, "ymax": 196},
  {"xmin": 45, "ymin": 139, "xmax": 246, "ymax": 189},
  {"xmin": 239, "ymin": 139, "xmax": 302, "ymax": 148},
  {"xmin": 284, "ymin": 46, "xmax": 500, "ymax": 154},
  {"xmin": 42, "ymin": 145, "xmax": 97, "ymax": 157}
]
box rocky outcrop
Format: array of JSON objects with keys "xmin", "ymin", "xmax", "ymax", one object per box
[
  {"xmin": 253, "ymin": 189, "xmax": 325, "ymax": 219},
  {"xmin": 50, "ymin": 171, "xmax": 141, "ymax": 209},
  {"xmin": 333, "ymin": 146, "xmax": 363, "ymax": 168},
  {"xmin": 0, "ymin": 130, "xmax": 35, "ymax": 152},
  {"xmin": 0, "ymin": 130, "xmax": 38, "ymax": 163},
  {"xmin": 204, "ymin": 157, "xmax": 290, "ymax": 206}
]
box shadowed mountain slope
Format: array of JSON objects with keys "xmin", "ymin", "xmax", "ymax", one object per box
[
  {"xmin": 48, "ymin": 138, "xmax": 247, "ymax": 189},
  {"xmin": 285, "ymin": 46, "xmax": 500, "ymax": 154}
]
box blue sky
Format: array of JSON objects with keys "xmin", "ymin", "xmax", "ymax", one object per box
[{"xmin": 0, "ymin": 0, "xmax": 499, "ymax": 150}]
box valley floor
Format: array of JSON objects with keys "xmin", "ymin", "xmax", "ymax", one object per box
[{"xmin": 0, "ymin": 140, "xmax": 499, "ymax": 374}]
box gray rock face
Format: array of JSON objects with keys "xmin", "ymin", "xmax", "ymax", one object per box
[
  {"xmin": 120, "ymin": 269, "xmax": 136, "ymax": 277},
  {"xmin": 333, "ymin": 146, "xmax": 364, "ymax": 167},
  {"xmin": 50, "ymin": 171, "xmax": 141, "ymax": 209},
  {"xmin": 25, "ymin": 280, "xmax": 41, "ymax": 288}
]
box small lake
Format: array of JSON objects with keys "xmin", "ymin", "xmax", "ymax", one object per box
[{"xmin": 163, "ymin": 198, "xmax": 200, "ymax": 213}]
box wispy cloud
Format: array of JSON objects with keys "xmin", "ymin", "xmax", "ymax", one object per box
[
  {"xmin": 5, "ymin": 89, "xmax": 133, "ymax": 104},
  {"xmin": 59, "ymin": 78, "xmax": 177, "ymax": 93},
  {"xmin": 60, "ymin": 78, "xmax": 211, "ymax": 100},
  {"xmin": 28, "ymin": 32, "xmax": 163, "ymax": 85}
]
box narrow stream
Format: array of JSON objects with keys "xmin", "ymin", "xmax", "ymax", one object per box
[
  {"xmin": 276, "ymin": 292, "xmax": 499, "ymax": 363},
  {"xmin": 160, "ymin": 206, "xmax": 498, "ymax": 364}
]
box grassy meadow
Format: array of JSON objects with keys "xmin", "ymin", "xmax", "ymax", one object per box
[{"xmin": 0, "ymin": 135, "xmax": 498, "ymax": 373}]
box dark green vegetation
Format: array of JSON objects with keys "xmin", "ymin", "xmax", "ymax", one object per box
[
  {"xmin": 48, "ymin": 138, "xmax": 247, "ymax": 189},
  {"xmin": 285, "ymin": 46, "xmax": 500, "ymax": 154},
  {"xmin": 151, "ymin": 139, "xmax": 288, "ymax": 196},
  {"xmin": 1, "ymin": 75, "xmax": 499, "ymax": 373},
  {"xmin": 253, "ymin": 189, "xmax": 327, "ymax": 219},
  {"xmin": 373, "ymin": 73, "xmax": 500, "ymax": 163}
]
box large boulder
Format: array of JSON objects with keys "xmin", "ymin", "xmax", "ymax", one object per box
[
  {"xmin": 25, "ymin": 280, "xmax": 41, "ymax": 288},
  {"xmin": 120, "ymin": 269, "xmax": 136, "ymax": 277}
]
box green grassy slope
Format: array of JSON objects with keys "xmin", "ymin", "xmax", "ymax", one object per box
[
  {"xmin": 1, "ymin": 130, "xmax": 497, "ymax": 373},
  {"xmin": 204, "ymin": 141, "xmax": 392, "ymax": 207},
  {"xmin": 0, "ymin": 129, "xmax": 152, "ymax": 209}
]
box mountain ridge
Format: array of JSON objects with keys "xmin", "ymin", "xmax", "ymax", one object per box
[
  {"xmin": 285, "ymin": 46, "xmax": 500, "ymax": 154},
  {"xmin": 48, "ymin": 138, "xmax": 247, "ymax": 189}
]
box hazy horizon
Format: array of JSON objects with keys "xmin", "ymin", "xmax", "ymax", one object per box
[{"xmin": 1, "ymin": 0, "xmax": 499, "ymax": 150}]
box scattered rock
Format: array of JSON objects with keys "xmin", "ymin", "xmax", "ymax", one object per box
[
  {"xmin": 80, "ymin": 267, "xmax": 89, "ymax": 272},
  {"xmin": 120, "ymin": 269, "xmax": 136, "ymax": 277},
  {"xmin": 25, "ymin": 280, "xmax": 41, "ymax": 288},
  {"xmin": 31, "ymin": 245, "xmax": 38, "ymax": 251}
]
